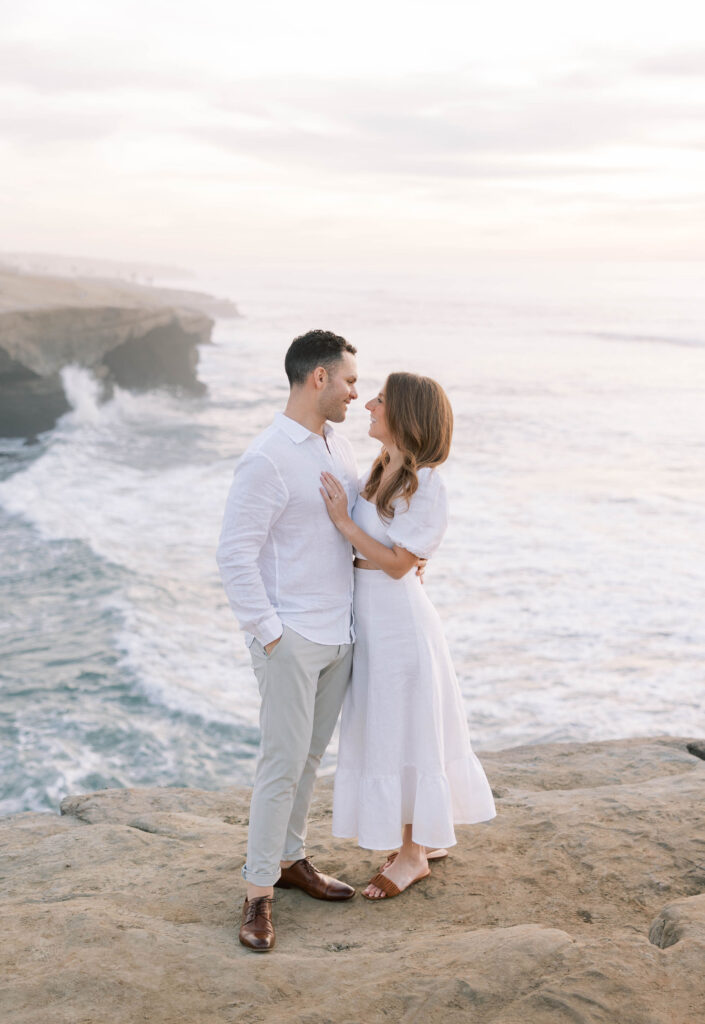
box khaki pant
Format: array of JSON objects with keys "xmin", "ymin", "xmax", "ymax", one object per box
[{"xmin": 243, "ymin": 625, "xmax": 353, "ymax": 886}]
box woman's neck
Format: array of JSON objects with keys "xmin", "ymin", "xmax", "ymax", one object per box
[{"xmin": 382, "ymin": 444, "xmax": 403, "ymax": 474}]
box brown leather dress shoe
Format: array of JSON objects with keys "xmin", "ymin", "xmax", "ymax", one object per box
[
  {"xmin": 274, "ymin": 858, "xmax": 355, "ymax": 901},
  {"xmin": 239, "ymin": 896, "xmax": 275, "ymax": 951}
]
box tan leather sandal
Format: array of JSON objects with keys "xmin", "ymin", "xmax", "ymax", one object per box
[{"xmin": 362, "ymin": 866, "xmax": 431, "ymax": 900}]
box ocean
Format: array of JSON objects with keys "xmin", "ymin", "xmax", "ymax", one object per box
[{"xmin": 1, "ymin": 261, "xmax": 704, "ymax": 815}]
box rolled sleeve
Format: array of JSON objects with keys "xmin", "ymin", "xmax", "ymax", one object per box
[{"xmin": 216, "ymin": 452, "xmax": 289, "ymax": 644}]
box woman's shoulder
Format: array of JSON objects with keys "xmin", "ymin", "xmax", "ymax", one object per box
[
  {"xmin": 394, "ymin": 466, "xmax": 447, "ymax": 517},
  {"xmin": 415, "ymin": 465, "xmax": 447, "ymax": 497},
  {"xmin": 386, "ymin": 465, "xmax": 449, "ymax": 556}
]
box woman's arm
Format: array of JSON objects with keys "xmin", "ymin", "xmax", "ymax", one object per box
[{"xmin": 320, "ymin": 471, "xmax": 419, "ymax": 580}]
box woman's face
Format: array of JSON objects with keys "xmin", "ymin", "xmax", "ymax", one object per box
[{"xmin": 365, "ymin": 389, "xmax": 392, "ymax": 446}]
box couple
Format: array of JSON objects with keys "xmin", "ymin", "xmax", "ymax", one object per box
[{"xmin": 216, "ymin": 330, "xmax": 495, "ymax": 952}]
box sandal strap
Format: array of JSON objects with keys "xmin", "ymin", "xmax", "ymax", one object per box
[
  {"xmin": 379, "ymin": 851, "xmax": 399, "ymax": 870},
  {"xmin": 368, "ymin": 873, "xmax": 402, "ymax": 897}
]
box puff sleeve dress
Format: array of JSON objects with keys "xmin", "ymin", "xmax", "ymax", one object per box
[{"xmin": 332, "ymin": 467, "xmax": 496, "ymax": 851}]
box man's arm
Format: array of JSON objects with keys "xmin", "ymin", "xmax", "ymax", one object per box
[{"xmin": 216, "ymin": 452, "xmax": 289, "ymax": 645}]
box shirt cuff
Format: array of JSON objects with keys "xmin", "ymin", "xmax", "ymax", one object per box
[{"xmin": 257, "ymin": 613, "xmax": 284, "ymax": 646}]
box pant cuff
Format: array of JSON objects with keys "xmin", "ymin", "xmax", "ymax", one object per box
[
  {"xmin": 241, "ymin": 863, "xmax": 282, "ymax": 887},
  {"xmin": 282, "ymin": 845, "xmax": 305, "ymax": 863}
]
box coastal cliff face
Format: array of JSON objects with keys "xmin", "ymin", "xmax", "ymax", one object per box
[
  {"xmin": 0, "ymin": 269, "xmax": 223, "ymax": 438},
  {"xmin": 1, "ymin": 737, "xmax": 704, "ymax": 1024}
]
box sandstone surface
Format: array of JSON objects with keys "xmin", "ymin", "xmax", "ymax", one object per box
[
  {"xmin": 1, "ymin": 737, "xmax": 703, "ymax": 1024},
  {"xmin": 0, "ymin": 269, "xmax": 228, "ymax": 437}
]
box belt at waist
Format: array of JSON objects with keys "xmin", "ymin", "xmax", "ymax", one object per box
[{"xmin": 353, "ymin": 558, "xmax": 380, "ymax": 570}]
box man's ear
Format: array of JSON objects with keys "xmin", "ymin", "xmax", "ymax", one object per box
[{"xmin": 311, "ymin": 365, "xmax": 328, "ymax": 390}]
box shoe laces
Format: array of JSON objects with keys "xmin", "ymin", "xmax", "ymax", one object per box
[{"xmin": 244, "ymin": 895, "xmax": 274, "ymax": 924}]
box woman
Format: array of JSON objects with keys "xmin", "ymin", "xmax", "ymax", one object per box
[{"xmin": 319, "ymin": 372, "xmax": 496, "ymax": 900}]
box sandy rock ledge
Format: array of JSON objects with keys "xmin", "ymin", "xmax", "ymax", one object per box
[{"xmin": 1, "ymin": 737, "xmax": 704, "ymax": 1024}]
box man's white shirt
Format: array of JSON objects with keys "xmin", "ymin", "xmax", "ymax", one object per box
[{"xmin": 216, "ymin": 412, "xmax": 358, "ymax": 647}]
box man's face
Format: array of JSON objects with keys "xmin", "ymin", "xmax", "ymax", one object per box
[{"xmin": 319, "ymin": 352, "xmax": 358, "ymax": 422}]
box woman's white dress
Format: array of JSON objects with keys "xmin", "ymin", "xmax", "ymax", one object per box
[{"xmin": 332, "ymin": 466, "xmax": 496, "ymax": 851}]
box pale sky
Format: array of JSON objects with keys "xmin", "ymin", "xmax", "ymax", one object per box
[{"xmin": 2, "ymin": 0, "xmax": 705, "ymax": 274}]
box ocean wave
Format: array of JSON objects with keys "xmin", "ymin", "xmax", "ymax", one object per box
[
  {"xmin": 110, "ymin": 591, "xmax": 261, "ymax": 726},
  {"xmin": 0, "ymin": 368, "xmax": 230, "ymax": 575},
  {"xmin": 586, "ymin": 330, "xmax": 705, "ymax": 349}
]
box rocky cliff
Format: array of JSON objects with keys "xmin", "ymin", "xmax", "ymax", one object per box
[
  {"xmin": 0, "ymin": 269, "xmax": 233, "ymax": 438},
  {"xmin": 1, "ymin": 737, "xmax": 704, "ymax": 1024}
]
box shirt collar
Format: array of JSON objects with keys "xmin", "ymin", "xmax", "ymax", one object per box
[{"xmin": 275, "ymin": 412, "xmax": 335, "ymax": 445}]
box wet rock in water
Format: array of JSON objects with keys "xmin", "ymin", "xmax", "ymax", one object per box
[
  {"xmin": 101, "ymin": 318, "xmax": 207, "ymax": 394},
  {"xmin": 0, "ymin": 369, "xmax": 70, "ymax": 437}
]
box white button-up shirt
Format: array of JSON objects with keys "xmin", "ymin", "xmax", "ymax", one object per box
[{"xmin": 216, "ymin": 412, "xmax": 358, "ymax": 647}]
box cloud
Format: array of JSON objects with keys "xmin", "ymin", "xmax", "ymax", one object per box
[
  {"xmin": 0, "ymin": 104, "xmax": 120, "ymax": 146},
  {"xmin": 2, "ymin": 48, "xmax": 704, "ymax": 191},
  {"xmin": 636, "ymin": 49, "xmax": 705, "ymax": 77},
  {"xmin": 0, "ymin": 40, "xmax": 205, "ymax": 95},
  {"xmin": 187, "ymin": 70, "xmax": 705, "ymax": 180}
]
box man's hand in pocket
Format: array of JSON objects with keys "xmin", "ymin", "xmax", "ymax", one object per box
[{"xmin": 264, "ymin": 635, "xmax": 282, "ymax": 656}]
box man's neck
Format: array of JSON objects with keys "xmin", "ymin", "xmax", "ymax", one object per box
[{"xmin": 283, "ymin": 396, "xmax": 327, "ymax": 436}]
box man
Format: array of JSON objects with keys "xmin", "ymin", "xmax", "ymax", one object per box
[{"xmin": 216, "ymin": 329, "xmax": 360, "ymax": 952}]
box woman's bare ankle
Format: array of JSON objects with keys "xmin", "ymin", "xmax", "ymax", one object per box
[{"xmin": 397, "ymin": 844, "xmax": 427, "ymax": 866}]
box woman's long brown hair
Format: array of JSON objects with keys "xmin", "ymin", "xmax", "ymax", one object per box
[{"xmin": 362, "ymin": 372, "xmax": 453, "ymax": 519}]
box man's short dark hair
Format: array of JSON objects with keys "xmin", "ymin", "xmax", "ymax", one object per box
[{"xmin": 284, "ymin": 329, "xmax": 357, "ymax": 387}]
